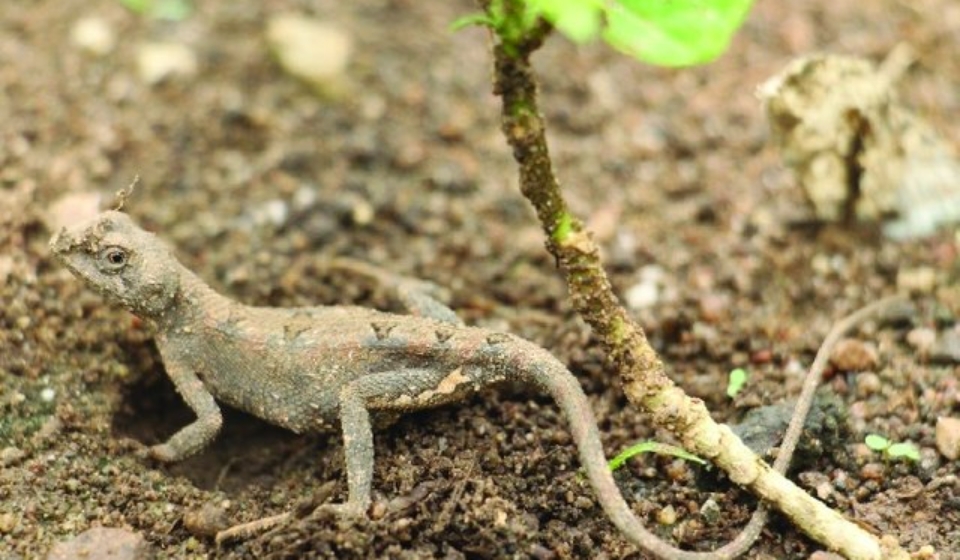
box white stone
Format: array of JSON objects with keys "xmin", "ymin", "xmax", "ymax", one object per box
[
  {"xmin": 43, "ymin": 191, "xmax": 102, "ymax": 233},
  {"xmin": 266, "ymin": 14, "xmax": 352, "ymax": 91},
  {"xmin": 71, "ymin": 17, "xmax": 116, "ymax": 56},
  {"xmin": 136, "ymin": 42, "xmax": 198, "ymax": 85}
]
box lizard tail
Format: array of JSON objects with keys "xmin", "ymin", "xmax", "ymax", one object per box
[{"xmin": 534, "ymin": 361, "xmax": 744, "ymax": 560}]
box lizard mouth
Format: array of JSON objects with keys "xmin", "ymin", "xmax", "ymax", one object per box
[
  {"xmin": 48, "ymin": 225, "xmax": 90, "ymax": 267},
  {"xmin": 48, "ymin": 211, "xmax": 116, "ymax": 260},
  {"xmin": 49, "ymin": 228, "xmax": 74, "ymax": 257}
]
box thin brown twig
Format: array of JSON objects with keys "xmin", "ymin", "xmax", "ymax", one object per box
[{"xmin": 775, "ymin": 296, "xmax": 907, "ymax": 475}]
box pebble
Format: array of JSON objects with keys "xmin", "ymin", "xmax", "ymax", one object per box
[
  {"xmin": 906, "ymin": 327, "xmax": 937, "ymax": 354},
  {"xmin": 183, "ymin": 502, "xmax": 229, "ymax": 537},
  {"xmin": 0, "ymin": 512, "xmax": 17, "ymax": 533},
  {"xmin": 46, "ymin": 527, "xmax": 152, "ymax": 560},
  {"xmin": 896, "ymin": 266, "xmax": 937, "ymax": 294},
  {"xmin": 0, "ymin": 255, "xmax": 13, "ymax": 284},
  {"xmin": 809, "ymin": 552, "xmax": 845, "ymax": 560},
  {"xmin": 656, "ymin": 505, "xmax": 677, "ymax": 525},
  {"xmin": 0, "ymin": 446, "xmax": 26, "ymax": 467},
  {"xmin": 930, "ymin": 328, "xmax": 960, "ymax": 364},
  {"xmin": 854, "ymin": 372, "xmax": 881, "ymax": 398},
  {"xmin": 935, "ymin": 416, "xmax": 960, "ymax": 460},
  {"xmin": 624, "ymin": 265, "xmax": 664, "ymax": 310},
  {"xmin": 136, "ymin": 42, "xmax": 198, "ymax": 85},
  {"xmin": 70, "ymin": 17, "xmax": 116, "ymax": 56},
  {"xmin": 859, "ymin": 462, "xmax": 885, "ymax": 481},
  {"xmin": 829, "ymin": 338, "xmax": 879, "ymax": 372},
  {"xmin": 698, "ymin": 293, "xmax": 729, "ymax": 323},
  {"xmin": 699, "ymin": 498, "xmax": 721, "ymax": 525},
  {"xmin": 266, "ymin": 14, "xmax": 352, "ymax": 94},
  {"xmin": 43, "ymin": 191, "xmax": 102, "ymax": 233}
]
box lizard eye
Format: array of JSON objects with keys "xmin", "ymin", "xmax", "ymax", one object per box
[{"xmin": 98, "ymin": 246, "xmax": 129, "ymax": 272}]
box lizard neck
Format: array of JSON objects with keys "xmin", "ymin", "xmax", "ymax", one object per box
[{"xmin": 152, "ymin": 263, "xmax": 235, "ymax": 332}]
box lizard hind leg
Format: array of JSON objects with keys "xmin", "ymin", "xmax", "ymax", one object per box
[
  {"xmin": 335, "ymin": 367, "xmax": 480, "ymax": 515},
  {"xmin": 215, "ymin": 367, "xmax": 474, "ymax": 545}
]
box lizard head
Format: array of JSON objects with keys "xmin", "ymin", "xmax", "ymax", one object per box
[{"xmin": 50, "ymin": 211, "xmax": 181, "ymax": 319}]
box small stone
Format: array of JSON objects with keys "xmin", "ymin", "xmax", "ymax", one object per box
[
  {"xmin": 0, "ymin": 255, "xmax": 13, "ymax": 284},
  {"xmin": 43, "ymin": 191, "xmax": 102, "ymax": 233},
  {"xmin": 698, "ymin": 293, "xmax": 729, "ymax": 323},
  {"xmin": 699, "ymin": 498, "xmax": 721, "ymax": 525},
  {"xmin": 266, "ymin": 14, "xmax": 352, "ymax": 95},
  {"xmin": 829, "ymin": 338, "xmax": 879, "ymax": 372},
  {"xmin": 625, "ymin": 265, "xmax": 664, "ymax": 310},
  {"xmin": 809, "ymin": 552, "xmax": 845, "ymax": 560},
  {"xmin": 136, "ymin": 42, "xmax": 198, "ymax": 85},
  {"xmin": 0, "ymin": 447, "xmax": 26, "ymax": 466},
  {"xmin": 258, "ymin": 199, "xmax": 289, "ymax": 228},
  {"xmin": 859, "ymin": 463, "xmax": 885, "ymax": 481},
  {"xmin": 46, "ymin": 527, "xmax": 152, "ymax": 560},
  {"xmin": 854, "ymin": 372, "xmax": 881, "ymax": 398},
  {"xmin": 625, "ymin": 281, "xmax": 658, "ymax": 310},
  {"xmin": 656, "ymin": 505, "xmax": 677, "ymax": 525},
  {"xmin": 930, "ymin": 328, "xmax": 960, "ymax": 364},
  {"xmin": 71, "ymin": 17, "xmax": 116, "ymax": 56},
  {"xmin": 350, "ymin": 200, "xmax": 374, "ymax": 226},
  {"xmin": 906, "ymin": 327, "xmax": 937, "ymax": 354},
  {"xmin": 851, "ymin": 442, "xmax": 874, "ymax": 464},
  {"xmin": 529, "ymin": 544, "xmax": 557, "ymax": 560},
  {"xmin": 182, "ymin": 502, "xmax": 229, "ymax": 537},
  {"xmin": 0, "ymin": 512, "xmax": 17, "ymax": 533},
  {"xmin": 935, "ymin": 416, "xmax": 960, "ymax": 460},
  {"xmin": 896, "ymin": 266, "xmax": 937, "ymax": 294}
]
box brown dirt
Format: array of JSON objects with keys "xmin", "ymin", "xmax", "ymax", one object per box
[{"xmin": 1, "ymin": 1, "xmax": 958, "ymax": 559}]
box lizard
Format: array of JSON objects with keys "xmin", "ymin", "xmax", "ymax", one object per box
[{"xmin": 50, "ymin": 210, "xmax": 728, "ymax": 559}]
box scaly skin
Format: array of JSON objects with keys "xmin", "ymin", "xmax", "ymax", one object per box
[{"xmin": 50, "ymin": 211, "xmax": 713, "ymax": 558}]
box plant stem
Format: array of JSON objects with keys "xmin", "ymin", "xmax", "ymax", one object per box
[{"xmin": 480, "ymin": 2, "xmax": 909, "ymax": 559}]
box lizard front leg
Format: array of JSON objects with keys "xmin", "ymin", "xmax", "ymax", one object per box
[{"xmin": 148, "ymin": 340, "xmax": 223, "ymax": 462}]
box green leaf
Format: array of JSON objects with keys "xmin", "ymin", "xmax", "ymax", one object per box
[
  {"xmin": 118, "ymin": 0, "xmax": 192, "ymax": 20},
  {"xmin": 726, "ymin": 367, "xmax": 748, "ymax": 398},
  {"xmin": 609, "ymin": 440, "xmax": 706, "ymax": 472},
  {"xmin": 451, "ymin": 13, "xmax": 496, "ymax": 31},
  {"xmin": 118, "ymin": 0, "xmax": 151, "ymax": 14},
  {"xmin": 886, "ymin": 442, "xmax": 920, "ymax": 462},
  {"xmin": 152, "ymin": 0, "xmax": 193, "ymax": 21},
  {"xmin": 602, "ymin": 0, "xmax": 755, "ymax": 67},
  {"xmin": 526, "ymin": 0, "xmax": 604, "ymax": 44},
  {"xmin": 864, "ymin": 434, "xmax": 891, "ymax": 451}
]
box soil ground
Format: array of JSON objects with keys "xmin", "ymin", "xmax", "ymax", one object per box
[{"xmin": 1, "ymin": 1, "xmax": 958, "ymax": 559}]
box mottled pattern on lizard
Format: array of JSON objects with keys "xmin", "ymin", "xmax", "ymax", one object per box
[{"xmin": 50, "ymin": 211, "xmax": 708, "ymax": 558}]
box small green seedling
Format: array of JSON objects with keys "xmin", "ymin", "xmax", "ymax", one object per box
[
  {"xmin": 726, "ymin": 367, "xmax": 748, "ymax": 398},
  {"xmin": 118, "ymin": 0, "xmax": 193, "ymax": 21},
  {"xmin": 864, "ymin": 434, "xmax": 920, "ymax": 462},
  {"xmin": 608, "ymin": 440, "xmax": 706, "ymax": 472},
  {"xmin": 454, "ymin": 0, "xmax": 755, "ymax": 67}
]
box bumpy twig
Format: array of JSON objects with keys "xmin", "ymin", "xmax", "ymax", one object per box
[{"xmin": 478, "ymin": 3, "xmax": 910, "ymax": 559}]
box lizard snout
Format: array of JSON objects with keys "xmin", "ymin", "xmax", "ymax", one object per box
[{"xmin": 49, "ymin": 227, "xmax": 80, "ymax": 259}]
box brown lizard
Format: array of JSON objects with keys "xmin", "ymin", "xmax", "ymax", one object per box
[{"xmin": 50, "ymin": 210, "xmax": 724, "ymax": 559}]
